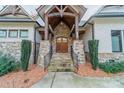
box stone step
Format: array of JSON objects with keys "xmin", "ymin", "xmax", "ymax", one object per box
[
  {"xmin": 50, "ymin": 63, "xmax": 73, "ymax": 67},
  {"xmin": 48, "ymin": 66, "xmax": 74, "ymax": 69},
  {"xmin": 51, "ymin": 60, "xmax": 72, "ymax": 62},
  {"xmin": 48, "ymin": 66, "xmax": 75, "ymax": 72},
  {"xmin": 50, "ymin": 61, "xmax": 73, "ymax": 65},
  {"xmin": 51, "ymin": 58, "xmax": 72, "ymax": 60},
  {"xmin": 48, "ymin": 53, "xmax": 74, "ymax": 72}
]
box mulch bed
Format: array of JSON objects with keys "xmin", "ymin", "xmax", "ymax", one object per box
[
  {"xmin": 76, "ymin": 62, "xmax": 124, "ymax": 77},
  {"xmin": 0, "ymin": 65, "xmax": 47, "ymax": 88},
  {"xmin": 1, "ymin": 62, "xmax": 124, "ymax": 88}
]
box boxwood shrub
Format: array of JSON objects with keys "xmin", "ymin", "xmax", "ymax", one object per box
[
  {"xmin": 21, "ymin": 40, "xmax": 32, "ymax": 71},
  {"xmin": 88, "ymin": 40, "xmax": 99, "ymax": 70},
  {"xmin": 99, "ymin": 60, "xmax": 124, "ymax": 74},
  {"xmin": 0, "ymin": 52, "xmax": 21, "ymax": 76}
]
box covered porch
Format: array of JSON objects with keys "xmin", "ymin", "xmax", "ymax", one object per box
[
  {"xmin": 36, "ymin": 5, "xmax": 87, "ymax": 71},
  {"xmin": 37, "ymin": 5, "xmax": 86, "ymax": 52}
]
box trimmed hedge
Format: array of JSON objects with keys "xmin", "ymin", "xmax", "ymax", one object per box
[
  {"xmin": 21, "ymin": 40, "xmax": 32, "ymax": 71},
  {"xmin": 99, "ymin": 60, "xmax": 124, "ymax": 74},
  {"xmin": 88, "ymin": 40, "xmax": 99, "ymax": 70},
  {"xmin": 0, "ymin": 53, "xmax": 21, "ymax": 76}
]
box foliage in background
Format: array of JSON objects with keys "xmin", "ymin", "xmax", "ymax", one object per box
[
  {"xmin": 99, "ymin": 60, "xmax": 124, "ymax": 74},
  {"xmin": 0, "ymin": 52, "xmax": 21, "ymax": 76},
  {"xmin": 21, "ymin": 40, "xmax": 32, "ymax": 71},
  {"xmin": 88, "ymin": 40, "xmax": 99, "ymax": 70}
]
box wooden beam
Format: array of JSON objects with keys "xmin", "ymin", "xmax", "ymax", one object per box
[
  {"xmin": 45, "ymin": 15, "xmax": 48, "ymax": 40},
  {"xmin": 46, "ymin": 6, "xmax": 56, "ymax": 14},
  {"xmin": 49, "ymin": 25, "xmax": 54, "ymax": 35},
  {"xmin": 69, "ymin": 24, "xmax": 75, "ymax": 35},
  {"xmin": 55, "ymin": 6, "xmax": 63, "ymax": 17},
  {"xmin": 60, "ymin": 5, "xmax": 63, "ymax": 10},
  {"xmin": 67, "ymin": 5, "xmax": 78, "ymax": 14},
  {"xmin": 55, "ymin": 6, "xmax": 61, "ymax": 13},
  {"xmin": 12, "ymin": 6, "xmax": 16, "ymax": 15},
  {"xmin": 75, "ymin": 16, "xmax": 79, "ymax": 40},
  {"xmin": 15, "ymin": 6, "xmax": 20, "ymax": 12},
  {"xmin": 49, "ymin": 33, "xmax": 52, "ymax": 41},
  {"xmin": 48, "ymin": 12, "xmax": 75, "ymax": 17},
  {"xmin": 63, "ymin": 6, "xmax": 68, "ymax": 12}
]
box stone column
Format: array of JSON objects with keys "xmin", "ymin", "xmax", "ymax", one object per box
[
  {"xmin": 73, "ymin": 40, "xmax": 85, "ymax": 74},
  {"xmin": 37, "ymin": 41, "xmax": 50, "ymax": 68}
]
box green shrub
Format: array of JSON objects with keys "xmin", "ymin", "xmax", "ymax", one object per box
[
  {"xmin": 0, "ymin": 53, "xmax": 21, "ymax": 76},
  {"xmin": 99, "ymin": 60, "xmax": 124, "ymax": 74},
  {"xmin": 10, "ymin": 61, "xmax": 21, "ymax": 72},
  {"xmin": 21, "ymin": 40, "xmax": 32, "ymax": 71},
  {"xmin": 88, "ymin": 40, "xmax": 99, "ymax": 70},
  {"xmin": 0, "ymin": 51, "xmax": 3, "ymax": 57}
]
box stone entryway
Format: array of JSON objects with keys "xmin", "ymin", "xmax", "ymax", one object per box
[
  {"xmin": 48, "ymin": 53, "xmax": 74, "ymax": 72},
  {"xmin": 37, "ymin": 5, "xmax": 86, "ymax": 69}
]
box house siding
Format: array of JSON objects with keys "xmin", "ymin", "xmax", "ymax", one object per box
[
  {"xmin": 0, "ymin": 22, "xmax": 35, "ymax": 42},
  {"xmin": 94, "ymin": 17, "xmax": 124, "ymax": 53},
  {"xmin": 94, "ymin": 17, "xmax": 124, "ymax": 62},
  {"xmin": 83, "ymin": 17, "xmax": 124, "ymax": 62},
  {"xmin": 0, "ymin": 22, "xmax": 36, "ymax": 64}
]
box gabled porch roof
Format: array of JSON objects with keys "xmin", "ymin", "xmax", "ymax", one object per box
[
  {"xmin": 36, "ymin": 5, "xmax": 87, "ymax": 22},
  {"xmin": 0, "ymin": 5, "xmax": 35, "ymax": 22}
]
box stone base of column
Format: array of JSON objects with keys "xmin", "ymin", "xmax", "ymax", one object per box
[
  {"xmin": 73, "ymin": 40, "xmax": 86, "ymax": 64},
  {"xmin": 75, "ymin": 63, "xmax": 85, "ymax": 75},
  {"xmin": 72, "ymin": 40, "xmax": 86, "ymax": 75},
  {"xmin": 37, "ymin": 40, "xmax": 50, "ymax": 68}
]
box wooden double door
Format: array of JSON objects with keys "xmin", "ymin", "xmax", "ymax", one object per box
[{"xmin": 56, "ymin": 37, "xmax": 68, "ymax": 53}]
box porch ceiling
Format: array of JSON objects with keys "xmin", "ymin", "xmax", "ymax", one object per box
[{"xmin": 48, "ymin": 15, "xmax": 75, "ymax": 30}]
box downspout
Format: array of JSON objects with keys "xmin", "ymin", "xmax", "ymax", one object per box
[
  {"xmin": 91, "ymin": 23, "xmax": 95, "ymax": 40},
  {"xmin": 34, "ymin": 27, "xmax": 37, "ymax": 64}
]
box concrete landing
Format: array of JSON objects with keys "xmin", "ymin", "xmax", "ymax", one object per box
[{"xmin": 31, "ymin": 72, "xmax": 124, "ymax": 88}]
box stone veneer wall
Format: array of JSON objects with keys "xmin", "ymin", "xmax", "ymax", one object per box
[
  {"xmin": 0, "ymin": 42, "xmax": 34, "ymax": 64},
  {"xmin": 98, "ymin": 53, "xmax": 124, "ymax": 63},
  {"xmin": 37, "ymin": 41, "xmax": 50, "ymax": 68},
  {"xmin": 0, "ymin": 42, "xmax": 21, "ymax": 60},
  {"xmin": 73, "ymin": 40, "xmax": 85, "ymax": 65},
  {"xmin": 52, "ymin": 39, "xmax": 56, "ymax": 54},
  {"xmin": 73, "ymin": 40, "xmax": 86, "ymax": 74}
]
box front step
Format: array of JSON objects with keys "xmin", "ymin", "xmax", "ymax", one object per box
[
  {"xmin": 48, "ymin": 66, "xmax": 75, "ymax": 72},
  {"xmin": 48, "ymin": 53, "xmax": 74, "ymax": 72}
]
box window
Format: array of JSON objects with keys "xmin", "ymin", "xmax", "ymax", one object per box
[
  {"xmin": 57, "ymin": 38, "xmax": 61, "ymax": 43},
  {"xmin": 0, "ymin": 29, "xmax": 7, "ymax": 38},
  {"xmin": 111, "ymin": 30, "xmax": 122, "ymax": 52},
  {"xmin": 9, "ymin": 29, "xmax": 18, "ymax": 38},
  {"xmin": 20, "ymin": 30, "xmax": 28, "ymax": 38},
  {"xmin": 63, "ymin": 38, "xmax": 67, "ymax": 42}
]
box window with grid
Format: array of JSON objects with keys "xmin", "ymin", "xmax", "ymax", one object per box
[
  {"xmin": 20, "ymin": 29, "xmax": 28, "ymax": 38},
  {"xmin": 9, "ymin": 29, "xmax": 18, "ymax": 38},
  {"xmin": 0, "ymin": 29, "xmax": 7, "ymax": 38},
  {"xmin": 111, "ymin": 30, "xmax": 122, "ymax": 52}
]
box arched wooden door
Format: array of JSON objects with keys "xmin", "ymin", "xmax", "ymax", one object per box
[{"xmin": 56, "ymin": 37, "xmax": 68, "ymax": 53}]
